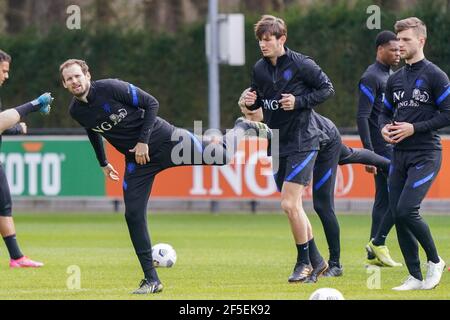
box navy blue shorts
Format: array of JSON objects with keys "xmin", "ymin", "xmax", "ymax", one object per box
[{"xmin": 273, "ymin": 151, "xmax": 318, "ymax": 191}]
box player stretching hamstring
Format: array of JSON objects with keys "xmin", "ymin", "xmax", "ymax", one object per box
[{"xmin": 60, "ymin": 59, "xmax": 272, "ymax": 294}]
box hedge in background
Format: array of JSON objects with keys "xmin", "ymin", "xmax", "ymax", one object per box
[{"xmin": 0, "ymin": 1, "xmax": 448, "ymax": 130}]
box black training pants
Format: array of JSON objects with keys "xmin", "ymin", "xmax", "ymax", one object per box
[{"xmin": 388, "ymin": 149, "xmax": 441, "ymax": 279}]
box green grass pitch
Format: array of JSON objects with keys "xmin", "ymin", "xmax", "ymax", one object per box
[{"xmin": 0, "ymin": 212, "xmax": 448, "ymax": 300}]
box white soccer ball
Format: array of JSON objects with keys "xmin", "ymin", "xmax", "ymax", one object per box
[
  {"xmin": 309, "ymin": 288, "xmax": 345, "ymax": 300},
  {"xmin": 152, "ymin": 243, "xmax": 177, "ymax": 268}
]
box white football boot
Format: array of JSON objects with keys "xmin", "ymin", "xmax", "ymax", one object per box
[
  {"xmin": 392, "ymin": 275, "xmax": 424, "ymax": 291},
  {"xmin": 423, "ymin": 257, "xmax": 446, "ymax": 290}
]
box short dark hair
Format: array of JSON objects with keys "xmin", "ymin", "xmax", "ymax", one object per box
[
  {"xmin": 254, "ymin": 15, "xmax": 287, "ymax": 40},
  {"xmin": 375, "ymin": 31, "xmax": 398, "ymax": 49},
  {"xmin": 0, "ymin": 50, "xmax": 11, "ymax": 63},
  {"xmin": 59, "ymin": 59, "xmax": 90, "ymax": 82}
]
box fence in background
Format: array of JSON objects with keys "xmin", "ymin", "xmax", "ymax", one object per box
[{"xmin": 4, "ymin": 135, "xmax": 450, "ymax": 214}]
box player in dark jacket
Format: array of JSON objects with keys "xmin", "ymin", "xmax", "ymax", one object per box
[
  {"xmin": 379, "ymin": 18, "xmax": 449, "ymax": 291},
  {"xmin": 357, "ymin": 31, "xmax": 403, "ymax": 268},
  {"xmin": 60, "ymin": 59, "xmax": 271, "ymax": 294},
  {"xmin": 239, "ymin": 88, "xmax": 390, "ymax": 281},
  {"xmin": 243, "ymin": 15, "xmax": 335, "ymax": 283}
]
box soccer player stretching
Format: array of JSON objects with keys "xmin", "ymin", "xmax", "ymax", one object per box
[
  {"xmin": 379, "ymin": 17, "xmax": 449, "ymax": 290},
  {"xmin": 60, "ymin": 59, "xmax": 271, "ymax": 294},
  {"xmin": 0, "ymin": 49, "xmax": 52, "ymax": 268}
]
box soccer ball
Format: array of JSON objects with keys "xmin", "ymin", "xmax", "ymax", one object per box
[
  {"xmin": 152, "ymin": 243, "xmax": 177, "ymax": 268},
  {"xmin": 309, "ymin": 288, "xmax": 345, "ymax": 300}
]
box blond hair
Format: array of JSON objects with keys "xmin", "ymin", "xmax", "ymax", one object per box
[{"xmin": 394, "ymin": 17, "xmax": 427, "ymax": 38}]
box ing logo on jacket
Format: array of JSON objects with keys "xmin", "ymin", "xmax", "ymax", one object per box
[
  {"xmin": 262, "ymin": 99, "xmax": 280, "ymax": 111},
  {"xmin": 92, "ymin": 108, "xmax": 128, "ymax": 133}
]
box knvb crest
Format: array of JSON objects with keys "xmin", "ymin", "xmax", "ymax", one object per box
[
  {"xmin": 412, "ymin": 88, "xmax": 430, "ymax": 103},
  {"xmin": 283, "ymin": 69, "xmax": 293, "ymax": 81}
]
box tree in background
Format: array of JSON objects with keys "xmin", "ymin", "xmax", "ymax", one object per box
[
  {"xmin": 0, "ymin": 0, "xmax": 433, "ymax": 35},
  {"xmin": 0, "ymin": 0, "xmax": 448, "ymax": 130},
  {"xmin": 94, "ymin": 0, "xmax": 117, "ymax": 27},
  {"xmin": 5, "ymin": 0, "xmax": 27, "ymax": 34}
]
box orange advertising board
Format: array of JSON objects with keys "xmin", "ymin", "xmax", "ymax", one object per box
[{"xmin": 105, "ymin": 136, "xmax": 450, "ymax": 200}]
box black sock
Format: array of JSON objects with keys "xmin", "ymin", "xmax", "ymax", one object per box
[
  {"xmin": 328, "ymin": 259, "xmax": 341, "ymax": 268},
  {"xmin": 372, "ymin": 236, "xmax": 386, "ymax": 247},
  {"xmin": 136, "ymin": 251, "xmax": 160, "ymax": 283},
  {"xmin": 15, "ymin": 102, "xmax": 40, "ymax": 118},
  {"xmin": 308, "ymin": 238, "xmax": 323, "ymax": 268},
  {"xmin": 411, "ymin": 271, "xmax": 423, "ymax": 281},
  {"xmin": 296, "ymin": 242, "xmax": 310, "ymax": 265},
  {"xmin": 144, "ymin": 266, "xmax": 160, "ymax": 284},
  {"xmin": 3, "ymin": 234, "xmax": 23, "ymax": 260}
]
